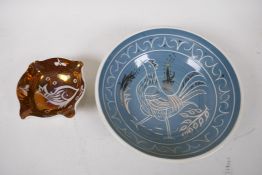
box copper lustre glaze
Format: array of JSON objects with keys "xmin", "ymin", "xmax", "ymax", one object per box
[{"xmin": 17, "ymin": 58, "xmax": 85, "ymax": 119}]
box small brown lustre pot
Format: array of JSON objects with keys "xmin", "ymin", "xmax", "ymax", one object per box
[{"xmin": 17, "ymin": 58, "xmax": 85, "ymax": 119}]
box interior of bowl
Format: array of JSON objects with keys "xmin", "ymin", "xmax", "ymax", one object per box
[{"xmin": 97, "ymin": 28, "xmax": 241, "ymax": 159}]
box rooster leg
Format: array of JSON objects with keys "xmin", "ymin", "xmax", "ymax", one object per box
[
  {"xmin": 164, "ymin": 110, "xmax": 173, "ymax": 139},
  {"xmin": 133, "ymin": 116, "xmax": 152, "ymax": 129}
]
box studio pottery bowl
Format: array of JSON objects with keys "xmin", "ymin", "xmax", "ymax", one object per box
[{"xmin": 96, "ymin": 29, "xmax": 241, "ymax": 159}]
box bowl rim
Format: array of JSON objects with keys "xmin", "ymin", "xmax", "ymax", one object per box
[{"xmin": 95, "ymin": 27, "xmax": 243, "ymax": 161}]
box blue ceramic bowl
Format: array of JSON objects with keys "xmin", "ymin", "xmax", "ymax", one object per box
[{"xmin": 96, "ymin": 28, "xmax": 240, "ymax": 159}]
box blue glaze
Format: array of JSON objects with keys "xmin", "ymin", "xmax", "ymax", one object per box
[{"xmin": 97, "ymin": 29, "xmax": 240, "ymax": 159}]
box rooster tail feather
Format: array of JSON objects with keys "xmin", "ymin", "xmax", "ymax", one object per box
[
  {"xmin": 176, "ymin": 72, "xmax": 205, "ymax": 94},
  {"xmin": 176, "ymin": 71, "xmax": 207, "ymax": 97},
  {"xmin": 181, "ymin": 89, "xmax": 207, "ymax": 102},
  {"xmin": 178, "ymin": 80, "xmax": 207, "ymax": 98}
]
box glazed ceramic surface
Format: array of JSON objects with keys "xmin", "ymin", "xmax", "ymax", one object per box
[
  {"xmin": 17, "ymin": 58, "xmax": 85, "ymax": 119},
  {"xmin": 97, "ymin": 29, "xmax": 240, "ymax": 159}
]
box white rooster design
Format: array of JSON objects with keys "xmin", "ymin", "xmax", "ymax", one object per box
[
  {"xmin": 121, "ymin": 54, "xmax": 209, "ymax": 139},
  {"xmin": 39, "ymin": 84, "xmax": 79, "ymax": 108}
]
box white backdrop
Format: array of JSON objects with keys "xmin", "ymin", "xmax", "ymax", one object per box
[{"xmin": 0, "ymin": 0, "xmax": 261, "ymax": 175}]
